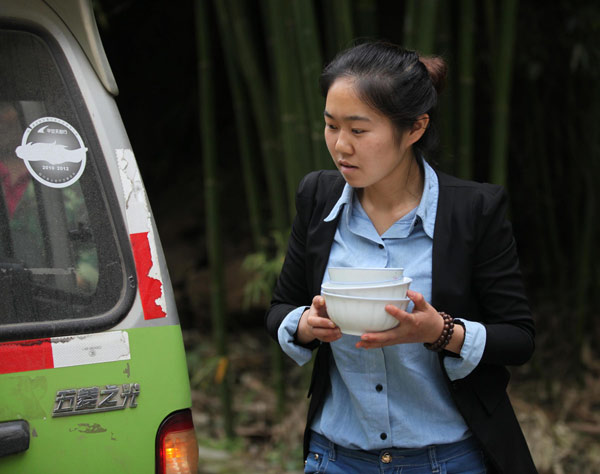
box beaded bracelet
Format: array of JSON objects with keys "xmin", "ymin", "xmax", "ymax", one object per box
[{"xmin": 423, "ymin": 312, "xmax": 454, "ymax": 352}]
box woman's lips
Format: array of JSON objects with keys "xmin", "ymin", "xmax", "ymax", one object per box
[{"xmin": 338, "ymin": 160, "xmax": 357, "ymax": 171}]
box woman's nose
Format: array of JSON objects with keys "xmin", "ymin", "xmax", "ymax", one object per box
[{"xmin": 335, "ymin": 132, "xmax": 353, "ymax": 154}]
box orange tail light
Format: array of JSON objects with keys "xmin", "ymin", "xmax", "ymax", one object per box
[{"xmin": 156, "ymin": 409, "xmax": 199, "ymax": 474}]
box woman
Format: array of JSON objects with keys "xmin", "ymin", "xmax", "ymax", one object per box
[{"xmin": 265, "ymin": 41, "xmax": 536, "ymax": 474}]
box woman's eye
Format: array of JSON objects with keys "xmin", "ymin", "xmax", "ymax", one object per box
[
  {"xmin": 352, "ymin": 129, "xmax": 365, "ymax": 134},
  {"xmin": 325, "ymin": 123, "xmax": 337, "ymax": 130}
]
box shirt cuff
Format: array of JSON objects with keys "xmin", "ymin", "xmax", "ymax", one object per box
[
  {"xmin": 443, "ymin": 320, "xmax": 486, "ymax": 381},
  {"xmin": 277, "ymin": 306, "xmax": 314, "ymax": 366}
]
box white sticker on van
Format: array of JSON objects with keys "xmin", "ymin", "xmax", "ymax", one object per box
[
  {"xmin": 0, "ymin": 331, "xmax": 130, "ymax": 374},
  {"xmin": 116, "ymin": 148, "xmax": 167, "ymax": 319},
  {"xmin": 15, "ymin": 117, "xmax": 87, "ymax": 188},
  {"xmin": 51, "ymin": 331, "xmax": 131, "ymax": 368}
]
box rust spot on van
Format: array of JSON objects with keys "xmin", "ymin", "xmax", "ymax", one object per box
[{"xmin": 69, "ymin": 423, "xmax": 107, "ymax": 434}]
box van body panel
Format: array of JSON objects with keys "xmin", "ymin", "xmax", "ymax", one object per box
[{"xmin": 0, "ymin": 325, "xmax": 190, "ymax": 472}]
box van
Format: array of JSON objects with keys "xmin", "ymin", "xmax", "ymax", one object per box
[{"xmin": 0, "ymin": 1, "xmax": 199, "ymax": 472}]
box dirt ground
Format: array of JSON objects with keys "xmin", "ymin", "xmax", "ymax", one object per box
[{"xmin": 185, "ymin": 328, "xmax": 600, "ymax": 474}]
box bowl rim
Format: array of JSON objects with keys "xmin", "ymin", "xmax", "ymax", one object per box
[
  {"xmin": 322, "ymin": 276, "xmax": 412, "ymax": 291},
  {"xmin": 321, "ymin": 291, "xmax": 410, "ymax": 303},
  {"xmin": 325, "ymin": 277, "xmax": 407, "ymax": 286},
  {"xmin": 328, "ymin": 266, "xmax": 404, "ymax": 272}
]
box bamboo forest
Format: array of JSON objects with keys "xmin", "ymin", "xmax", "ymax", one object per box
[{"xmin": 96, "ymin": 0, "xmax": 599, "ymax": 472}]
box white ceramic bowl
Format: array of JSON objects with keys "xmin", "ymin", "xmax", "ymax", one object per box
[
  {"xmin": 321, "ymin": 277, "xmax": 412, "ymax": 299},
  {"xmin": 322, "ymin": 291, "xmax": 409, "ymax": 336},
  {"xmin": 328, "ymin": 267, "xmax": 404, "ymax": 283}
]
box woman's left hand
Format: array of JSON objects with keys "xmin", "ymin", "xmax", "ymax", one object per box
[{"xmin": 355, "ymin": 289, "xmax": 447, "ymax": 350}]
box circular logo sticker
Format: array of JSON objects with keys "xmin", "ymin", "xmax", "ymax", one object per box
[{"xmin": 15, "ymin": 117, "xmax": 87, "ymax": 188}]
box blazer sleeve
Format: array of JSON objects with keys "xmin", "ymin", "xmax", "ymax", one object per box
[
  {"xmin": 471, "ymin": 185, "xmax": 535, "ymax": 366},
  {"xmin": 265, "ymin": 172, "xmax": 317, "ymax": 342}
]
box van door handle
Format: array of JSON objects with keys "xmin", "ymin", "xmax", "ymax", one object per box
[{"xmin": 0, "ymin": 420, "xmax": 30, "ymax": 457}]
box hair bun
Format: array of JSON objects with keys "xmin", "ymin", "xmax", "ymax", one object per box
[{"xmin": 419, "ymin": 55, "xmax": 447, "ymax": 94}]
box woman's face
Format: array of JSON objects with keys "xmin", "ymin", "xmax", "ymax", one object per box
[{"xmin": 324, "ymin": 78, "xmax": 414, "ymax": 190}]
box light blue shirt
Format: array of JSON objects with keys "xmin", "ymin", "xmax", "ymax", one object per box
[{"xmin": 278, "ymin": 161, "xmax": 486, "ymax": 450}]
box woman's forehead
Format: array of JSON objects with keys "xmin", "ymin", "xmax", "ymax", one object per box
[{"xmin": 325, "ymin": 79, "xmax": 384, "ymax": 121}]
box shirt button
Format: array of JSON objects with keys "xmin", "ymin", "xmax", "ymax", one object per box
[
  {"xmin": 375, "ymin": 384, "xmax": 383, "ymax": 392},
  {"xmin": 378, "ymin": 243, "xmax": 384, "ymax": 249},
  {"xmin": 380, "ymin": 432, "xmax": 387, "ymax": 440}
]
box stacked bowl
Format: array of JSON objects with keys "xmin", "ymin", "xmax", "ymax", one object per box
[{"xmin": 321, "ymin": 267, "xmax": 411, "ymax": 336}]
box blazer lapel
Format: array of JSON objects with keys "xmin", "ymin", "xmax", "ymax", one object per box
[
  {"xmin": 308, "ymin": 174, "xmax": 345, "ymax": 297},
  {"xmin": 431, "ymin": 170, "xmax": 452, "ymax": 310},
  {"xmin": 431, "ymin": 170, "xmax": 474, "ymax": 317}
]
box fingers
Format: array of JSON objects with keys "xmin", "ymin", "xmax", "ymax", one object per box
[
  {"xmin": 313, "ymin": 326, "xmax": 342, "ymax": 343},
  {"xmin": 384, "ymin": 303, "xmax": 412, "ymax": 322},
  {"xmin": 407, "ymin": 290, "xmax": 429, "ymax": 312},
  {"xmin": 307, "ymin": 295, "xmax": 341, "ymax": 342},
  {"xmin": 312, "ymin": 294, "xmax": 328, "ymax": 317},
  {"xmin": 355, "ymin": 331, "xmax": 394, "ymax": 349}
]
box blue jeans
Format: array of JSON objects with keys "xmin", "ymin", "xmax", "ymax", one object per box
[{"xmin": 304, "ymin": 431, "xmax": 487, "ymax": 474}]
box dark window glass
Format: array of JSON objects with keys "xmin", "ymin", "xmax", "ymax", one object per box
[{"xmin": 0, "ymin": 28, "xmax": 129, "ymax": 328}]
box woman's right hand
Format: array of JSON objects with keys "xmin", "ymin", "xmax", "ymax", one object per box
[{"xmin": 296, "ymin": 295, "xmax": 342, "ymax": 344}]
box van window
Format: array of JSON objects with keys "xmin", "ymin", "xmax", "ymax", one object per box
[{"xmin": 0, "ymin": 27, "xmax": 133, "ymax": 334}]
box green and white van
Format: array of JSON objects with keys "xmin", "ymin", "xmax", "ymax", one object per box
[{"xmin": 0, "ymin": 1, "xmax": 198, "ymax": 472}]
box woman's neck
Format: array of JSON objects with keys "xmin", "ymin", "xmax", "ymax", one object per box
[{"xmin": 357, "ymin": 155, "xmax": 424, "ymax": 235}]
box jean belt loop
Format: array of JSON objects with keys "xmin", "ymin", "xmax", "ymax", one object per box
[
  {"xmin": 328, "ymin": 438, "xmax": 337, "ymax": 462},
  {"xmin": 428, "ymin": 445, "xmax": 440, "ymax": 473}
]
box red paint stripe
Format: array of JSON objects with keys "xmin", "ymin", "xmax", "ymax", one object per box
[
  {"xmin": 0, "ymin": 338, "xmax": 54, "ymax": 374},
  {"xmin": 130, "ymin": 232, "xmax": 166, "ymax": 319}
]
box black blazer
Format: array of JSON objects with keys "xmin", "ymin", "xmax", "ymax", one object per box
[{"xmin": 266, "ymin": 168, "xmax": 537, "ymax": 474}]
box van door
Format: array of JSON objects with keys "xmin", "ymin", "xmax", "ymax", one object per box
[{"xmin": 0, "ymin": 2, "xmax": 197, "ymax": 472}]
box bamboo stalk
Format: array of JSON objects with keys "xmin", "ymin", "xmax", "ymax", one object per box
[
  {"xmin": 332, "ymin": 0, "xmax": 355, "ymax": 50},
  {"xmin": 226, "ymin": 0, "xmax": 289, "ymax": 232},
  {"xmin": 263, "ymin": 0, "xmax": 314, "ymax": 218},
  {"xmin": 403, "ymin": 0, "xmax": 417, "ymax": 49},
  {"xmin": 291, "ymin": 0, "xmax": 330, "ymax": 170},
  {"xmin": 261, "ymin": 0, "xmax": 314, "ymax": 416},
  {"xmin": 434, "ymin": 0, "xmax": 454, "ymax": 171},
  {"xmin": 355, "ymin": 0, "xmax": 378, "ymax": 38},
  {"xmin": 484, "ymin": 0, "xmax": 496, "ymax": 73},
  {"xmin": 213, "ymin": 0, "xmax": 264, "ymax": 252},
  {"xmin": 415, "ymin": 0, "xmax": 439, "ymax": 55},
  {"xmin": 528, "ymin": 91, "xmax": 555, "ymax": 296},
  {"xmin": 322, "ymin": 0, "xmax": 355, "ymax": 54},
  {"xmin": 457, "ymin": 0, "xmax": 475, "ymax": 179},
  {"xmin": 195, "ymin": 0, "xmax": 234, "ymax": 438},
  {"xmin": 489, "ymin": 0, "xmax": 518, "ymax": 187},
  {"xmin": 569, "ymin": 78, "xmax": 597, "ymax": 350}
]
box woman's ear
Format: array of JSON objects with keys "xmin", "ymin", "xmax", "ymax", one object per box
[{"xmin": 407, "ymin": 114, "xmax": 430, "ymax": 145}]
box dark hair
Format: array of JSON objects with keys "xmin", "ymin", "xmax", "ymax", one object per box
[{"xmin": 320, "ymin": 41, "xmax": 447, "ymax": 154}]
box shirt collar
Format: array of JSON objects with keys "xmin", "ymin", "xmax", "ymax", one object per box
[
  {"xmin": 324, "ymin": 181, "xmax": 354, "ymax": 222},
  {"xmin": 323, "ymin": 159, "xmax": 439, "ymax": 239},
  {"xmin": 415, "ymin": 160, "xmax": 438, "ymax": 239}
]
